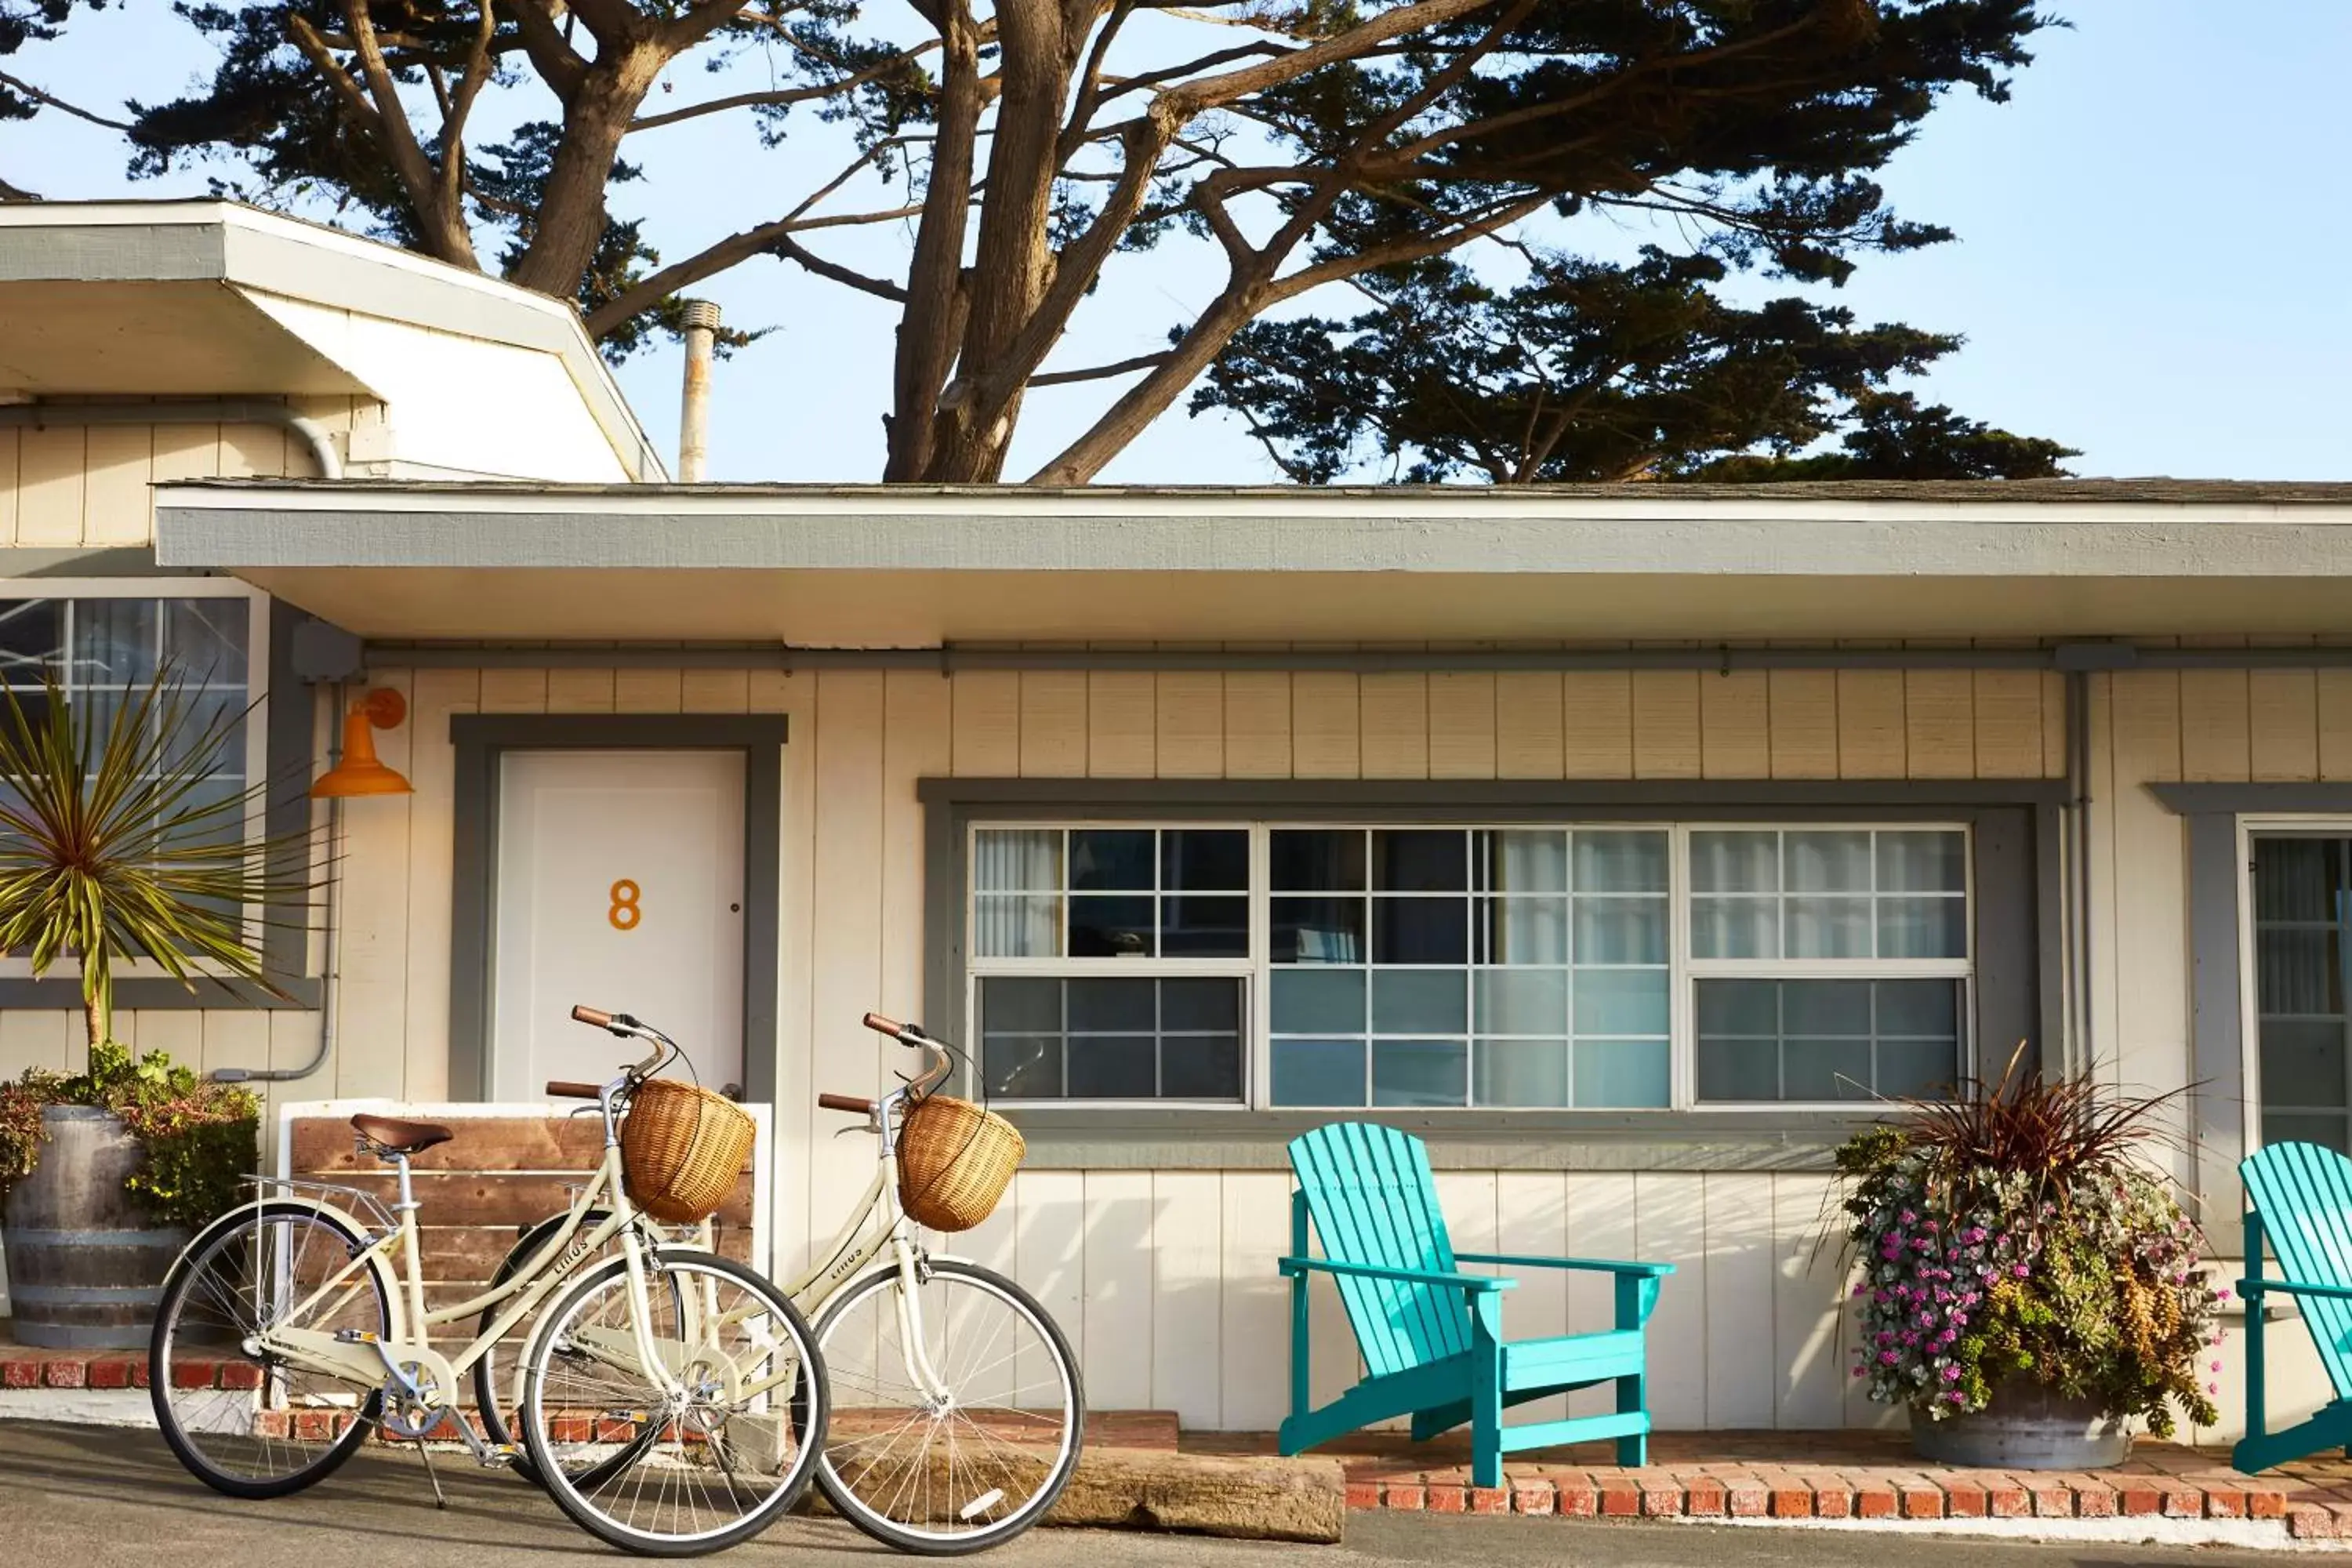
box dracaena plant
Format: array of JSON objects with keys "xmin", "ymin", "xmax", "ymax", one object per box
[{"xmin": 0, "ymin": 667, "xmax": 315, "ymax": 1051}]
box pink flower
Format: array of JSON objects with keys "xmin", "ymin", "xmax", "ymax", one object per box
[
  {"xmin": 1880, "ymin": 1351, "xmax": 1900, "ymax": 1366},
  {"xmin": 2208, "ymin": 1382, "xmax": 2220, "ymax": 1396},
  {"xmin": 2212, "ymin": 1362, "xmax": 2223, "ymax": 1373},
  {"xmin": 2217, "ymin": 1288, "xmax": 2231, "ymax": 1301},
  {"xmin": 2012, "ymin": 1264, "xmax": 2031, "ymax": 1279}
]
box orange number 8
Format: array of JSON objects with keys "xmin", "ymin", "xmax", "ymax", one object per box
[{"xmin": 608, "ymin": 879, "xmax": 641, "ymax": 931}]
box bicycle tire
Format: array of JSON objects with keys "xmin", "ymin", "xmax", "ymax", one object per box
[
  {"xmin": 518, "ymin": 1249, "xmax": 828, "ymax": 1556},
  {"xmin": 150, "ymin": 1200, "xmax": 392, "ymax": 1500},
  {"xmin": 812, "ymin": 1258, "xmax": 1083, "ymax": 1555}
]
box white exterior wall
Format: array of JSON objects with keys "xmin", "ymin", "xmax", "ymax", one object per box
[{"xmin": 7, "ymin": 643, "xmax": 2333, "ymax": 1439}]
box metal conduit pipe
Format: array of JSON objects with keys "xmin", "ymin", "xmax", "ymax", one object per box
[
  {"xmin": 0, "ymin": 400, "xmax": 344, "ymax": 480},
  {"xmin": 2065, "ymin": 668, "xmax": 2093, "ymax": 1080},
  {"xmin": 360, "ymin": 641, "xmax": 2352, "ymax": 674}
]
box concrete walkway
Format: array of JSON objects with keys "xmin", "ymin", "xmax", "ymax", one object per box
[{"xmin": 0, "ymin": 1422, "xmax": 2344, "ymax": 1566}]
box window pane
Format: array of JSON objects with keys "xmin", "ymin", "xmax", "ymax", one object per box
[
  {"xmin": 73, "ymin": 597, "xmax": 158, "ymax": 688},
  {"xmin": 1697, "ymin": 978, "xmax": 1777, "ymax": 1036},
  {"xmin": 1878, "ymin": 830, "xmax": 1967, "ymax": 894},
  {"xmin": 975, "ymin": 829, "xmax": 1062, "ymax": 892},
  {"xmin": 1479, "ymin": 830, "xmax": 1566, "ymax": 892},
  {"xmin": 2259, "ymin": 927, "xmax": 2338, "ymax": 1016},
  {"xmin": 1373, "ymin": 830, "xmax": 1466, "ymax": 892},
  {"xmin": 2264, "ymin": 1112, "xmax": 2350, "ymax": 1156},
  {"xmin": 973, "ymin": 895, "xmax": 1059, "ymax": 957},
  {"xmin": 1272, "ymin": 969, "xmax": 1366, "ymax": 1033},
  {"xmin": 164, "ymin": 684, "xmax": 244, "ymax": 778},
  {"xmin": 1068, "ymin": 1036, "xmax": 1156, "ymax": 1097},
  {"xmin": 1692, "ymin": 831, "xmax": 1778, "ymax": 893},
  {"xmin": 1069, "ymin": 895, "xmax": 1154, "ymax": 956},
  {"xmin": 1475, "ymin": 969, "xmax": 1567, "ymax": 1036},
  {"xmin": 165, "ymin": 599, "xmax": 249, "ymax": 684},
  {"xmin": 1272, "ymin": 897, "xmax": 1365, "ymax": 963},
  {"xmin": 1374, "ymin": 897, "xmax": 1468, "ymax": 964},
  {"xmin": 1478, "ymin": 897, "xmax": 1567, "ymax": 964},
  {"xmin": 2263, "ymin": 1020, "xmax": 2348, "ymax": 1109},
  {"xmin": 1573, "ymin": 897, "xmax": 1665, "ymax": 964},
  {"xmin": 1475, "ymin": 1040, "xmax": 1567, "ymax": 1107},
  {"xmin": 1573, "ymin": 970, "xmax": 1668, "ymax": 1036},
  {"xmin": 0, "ymin": 599, "xmax": 60, "ymax": 678},
  {"xmin": 1371, "ymin": 970, "xmax": 1466, "ymax": 1034},
  {"xmin": 1162, "ymin": 977, "xmax": 1241, "ymax": 1032},
  {"xmin": 1068, "ymin": 977, "xmax": 1155, "ymax": 1031},
  {"xmin": 1372, "ymin": 1039, "xmax": 1467, "ymax": 1107},
  {"xmin": 1070, "ymin": 829, "xmax": 1155, "ymax": 890},
  {"xmin": 1878, "ymin": 896, "xmax": 1967, "ymax": 959},
  {"xmin": 1785, "ymin": 895, "xmax": 1872, "ymax": 959},
  {"xmin": 983, "ymin": 1035, "xmax": 1062, "ymax": 1098},
  {"xmin": 1697, "ymin": 1040, "xmax": 1779, "ymax": 1102},
  {"xmin": 1574, "ymin": 1040, "xmax": 1668, "ymax": 1107},
  {"xmin": 1163, "ymin": 895, "xmax": 1247, "ymax": 956},
  {"xmin": 1784, "ymin": 831, "xmax": 1871, "ymax": 893},
  {"xmin": 1272, "ymin": 829, "xmax": 1363, "ymax": 891},
  {"xmin": 1272, "ymin": 1038, "xmax": 1366, "ymax": 1106},
  {"xmin": 1784, "ymin": 1038, "xmax": 1873, "ymax": 1101},
  {"xmin": 979, "ymin": 976, "xmax": 1060, "ymax": 1033},
  {"xmin": 1691, "ymin": 896, "xmax": 1777, "ymax": 959},
  {"xmin": 1696, "ymin": 978, "xmax": 1965, "ymax": 1104},
  {"xmin": 1163, "ymin": 829, "xmax": 1248, "ymax": 891},
  {"xmin": 1161, "ymin": 1034, "xmax": 1241, "ymax": 1100},
  {"xmin": 1575, "ymin": 831, "xmax": 1668, "ymax": 894},
  {"xmin": 2257, "ymin": 838, "xmax": 2339, "ymax": 922}
]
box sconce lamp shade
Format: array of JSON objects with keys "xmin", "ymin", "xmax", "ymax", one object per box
[{"xmin": 310, "ymin": 687, "xmax": 413, "ymax": 798}]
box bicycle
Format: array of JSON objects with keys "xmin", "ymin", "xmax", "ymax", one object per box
[
  {"xmin": 479, "ymin": 1011, "xmax": 1084, "ymax": 1555},
  {"xmin": 147, "ymin": 1004, "xmax": 829, "ymax": 1558}
]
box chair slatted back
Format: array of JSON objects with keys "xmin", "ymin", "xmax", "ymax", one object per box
[
  {"xmin": 2241, "ymin": 1140, "xmax": 2352, "ymax": 1399},
  {"xmin": 1287, "ymin": 1123, "xmax": 1471, "ymax": 1376}
]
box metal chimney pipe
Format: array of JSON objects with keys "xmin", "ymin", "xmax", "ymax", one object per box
[{"xmin": 678, "ymin": 299, "xmax": 721, "ymax": 482}]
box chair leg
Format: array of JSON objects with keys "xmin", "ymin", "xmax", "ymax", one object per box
[{"xmin": 1615, "ymin": 1372, "xmax": 1646, "ymax": 1468}]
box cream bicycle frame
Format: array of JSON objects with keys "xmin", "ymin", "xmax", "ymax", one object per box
[{"xmin": 255, "ymin": 1109, "xmax": 686, "ymax": 1414}]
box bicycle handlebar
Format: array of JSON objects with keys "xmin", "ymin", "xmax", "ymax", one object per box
[
  {"xmin": 818, "ymin": 1092, "xmax": 876, "ymax": 1115},
  {"xmin": 546, "ymin": 1080, "xmax": 604, "ymax": 1100}
]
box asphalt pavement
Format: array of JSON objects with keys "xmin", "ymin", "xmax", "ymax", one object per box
[{"xmin": 0, "ymin": 1420, "xmax": 2341, "ymax": 1566}]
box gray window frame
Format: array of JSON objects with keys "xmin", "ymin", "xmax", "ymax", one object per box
[
  {"xmin": 0, "ymin": 591, "xmax": 317, "ymax": 1011},
  {"xmin": 922, "ymin": 779, "xmax": 2063, "ymax": 1171}
]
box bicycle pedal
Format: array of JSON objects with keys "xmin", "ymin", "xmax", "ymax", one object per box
[{"xmin": 477, "ymin": 1445, "xmax": 521, "ymax": 1470}]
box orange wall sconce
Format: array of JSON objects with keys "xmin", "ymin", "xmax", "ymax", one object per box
[{"xmin": 310, "ymin": 686, "xmax": 413, "ymax": 798}]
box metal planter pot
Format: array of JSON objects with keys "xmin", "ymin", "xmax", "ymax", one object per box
[
  {"xmin": 1910, "ymin": 1381, "xmax": 2130, "ymax": 1470},
  {"xmin": 2, "ymin": 1105, "xmax": 187, "ymax": 1349}
]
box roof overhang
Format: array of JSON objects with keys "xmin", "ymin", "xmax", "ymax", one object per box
[
  {"xmin": 0, "ymin": 201, "xmax": 662, "ymax": 479},
  {"xmin": 154, "ymin": 479, "xmax": 2352, "ymax": 645}
]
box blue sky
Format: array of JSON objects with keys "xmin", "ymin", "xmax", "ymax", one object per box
[{"xmin": 7, "ymin": 1, "xmax": 2347, "ymax": 483}]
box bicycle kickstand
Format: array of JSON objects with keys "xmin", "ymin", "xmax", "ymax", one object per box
[{"xmin": 414, "ymin": 1431, "xmax": 448, "ymax": 1510}]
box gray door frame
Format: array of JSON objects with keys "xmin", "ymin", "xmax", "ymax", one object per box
[{"xmin": 448, "ymin": 713, "xmax": 789, "ymax": 1104}]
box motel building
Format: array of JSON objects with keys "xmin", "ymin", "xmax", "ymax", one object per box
[{"xmin": 0, "ymin": 198, "xmax": 2344, "ymax": 1443}]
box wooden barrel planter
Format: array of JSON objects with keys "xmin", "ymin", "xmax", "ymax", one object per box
[{"xmin": 1, "ymin": 1106, "xmax": 188, "ymax": 1348}]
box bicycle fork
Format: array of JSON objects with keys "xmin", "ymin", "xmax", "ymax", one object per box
[{"xmin": 890, "ymin": 1238, "xmax": 955, "ymax": 1408}]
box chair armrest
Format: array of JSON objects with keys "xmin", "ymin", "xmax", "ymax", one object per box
[
  {"xmin": 1455, "ymin": 1252, "xmax": 1675, "ymax": 1279},
  {"xmin": 2240, "ymin": 1276, "xmax": 2352, "ymax": 1303},
  {"xmin": 1279, "ymin": 1255, "xmax": 1517, "ymax": 1294}
]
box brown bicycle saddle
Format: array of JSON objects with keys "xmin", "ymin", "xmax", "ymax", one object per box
[{"xmin": 350, "ymin": 1112, "xmax": 454, "ymax": 1157}]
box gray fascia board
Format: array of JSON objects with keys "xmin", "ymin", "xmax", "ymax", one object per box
[
  {"xmin": 919, "ymin": 777, "xmax": 2071, "ymax": 809},
  {"xmin": 2151, "ymin": 782, "xmax": 2352, "ymax": 815},
  {"xmin": 0, "ymin": 221, "xmax": 227, "ymax": 282}
]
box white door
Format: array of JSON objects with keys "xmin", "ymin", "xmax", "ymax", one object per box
[{"xmin": 493, "ymin": 750, "xmax": 746, "ymax": 1098}]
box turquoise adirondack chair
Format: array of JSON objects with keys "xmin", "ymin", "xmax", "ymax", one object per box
[
  {"xmin": 2237, "ymin": 1140, "xmax": 2352, "ymax": 1472},
  {"xmin": 1277, "ymin": 1123, "xmax": 1674, "ymax": 1488}
]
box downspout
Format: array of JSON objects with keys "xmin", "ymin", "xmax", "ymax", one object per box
[
  {"xmin": 211, "ymin": 684, "xmax": 342, "ymax": 1085},
  {"xmin": 2066, "ymin": 668, "xmax": 2093, "ymax": 1080},
  {"xmin": 0, "ymin": 399, "xmax": 344, "ymax": 480}
]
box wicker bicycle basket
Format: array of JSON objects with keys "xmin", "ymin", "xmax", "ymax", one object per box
[
  {"xmin": 621, "ymin": 1078, "xmax": 757, "ymax": 1225},
  {"xmin": 895, "ymin": 1094, "xmax": 1025, "ymax": 1232}
]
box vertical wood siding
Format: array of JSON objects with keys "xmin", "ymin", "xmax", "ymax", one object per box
[{"xmin": 14, "ymin": 647, "xmax": 2316, "ymax": 1436}]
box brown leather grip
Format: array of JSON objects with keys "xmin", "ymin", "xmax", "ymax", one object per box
[
  {"xmin": 818, "ymin": 1092, "xmax": 876, "ymax": 1115},
  {"xmin": 572, "ymin": 1005, "xmax": 613, "ymax": 1029},
  {"xmin": 546, "ymin": 1080, "xmax": 603, "ymax": 1099},
  {"xmin": 861, "ymin": 1011, "xmax": 902, "ymax": 1037}
]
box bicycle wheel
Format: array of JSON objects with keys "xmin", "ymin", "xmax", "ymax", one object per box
[
  {"xmin": 475, "ymin": 1210, "xmax": 684, "ymax": 1490},
  {"xmin": 814, "ymin": 1258, "xmax": 1083, "ymax": 1555},
  {"xmin": 150, "ymin": 1200, "xmax": 392, "ymax": 1499},
  {"xmin": 518, "ymin": 1249, "xmax": 826, "ymax": 1556}
]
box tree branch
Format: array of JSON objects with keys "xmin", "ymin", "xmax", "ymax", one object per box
[
  {"xmin": 0, "ymin": 71, "xmax": 131, "ymax": 131},
  {"xmin": 1030, "ymin": 350, "xmax": 1170, "ymax": 387},
  {"xmin": 630, "ymin": 43, "xmax": 942, "ymax": 131},
  {"xmin": 437, "ymin": 3, "xmax": 500, "ymax": 216},
  {"xmin": 1167, "ymin": 0, "xmax": 1501, "ymax": 112},
  {"xmin": 773, "ymin": 235, "xmax": 909, "ymax": 302},
  {"xmin": 1267, "ymin": 194, "xmax": 1550, "ymax": 303},
  {"xmin": 582, "ymin": 203, "xmax": 924, "ymax": 335},
  {"xmin": 507, "ymin": 0, "xmax": 589, "ymax": 98}
]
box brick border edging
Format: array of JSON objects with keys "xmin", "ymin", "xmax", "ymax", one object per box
[{"xmin": 1347, "ymin": 1474, "xmax": 2332, "ymax": 1537}]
